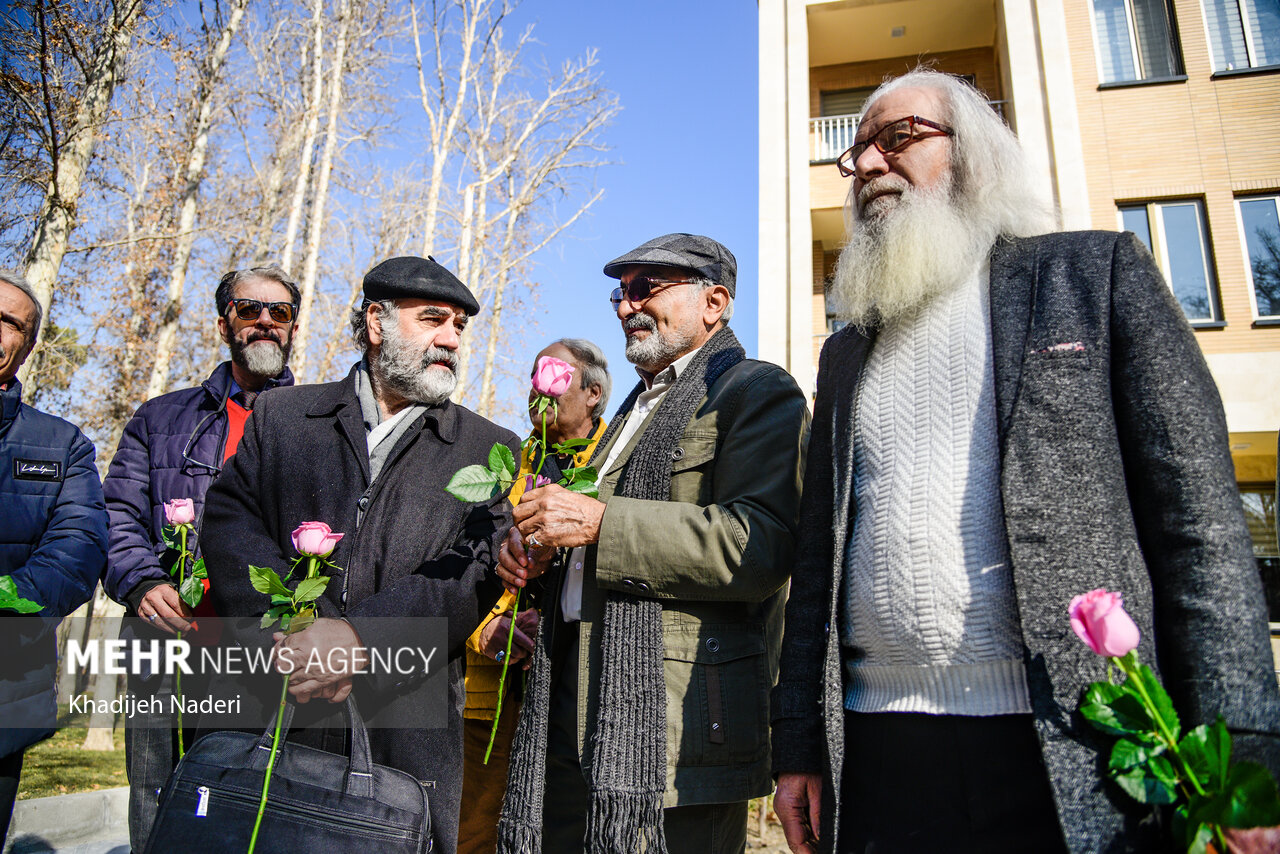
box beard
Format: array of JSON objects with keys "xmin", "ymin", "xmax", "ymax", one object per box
[
  {"xmin": 623, "ymin": 307, "xmax": 698, "ymax": 372},
  {"xmin": 373, "ymin": 320, "xmax": 458, "ymax": 406},
  {"xmin": 229, "ymin": 332, "xmax": 289, "ymax": 378},
  {"xmin": 827, "ymin": 173, "xmax": 998, "ymax": 327}
]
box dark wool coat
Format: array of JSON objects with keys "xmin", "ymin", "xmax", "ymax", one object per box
[
  {"xmin": 770, "ymin": 231, "xmax": 1280, "ymax": 853},
  {"xmin": 102, "ymin": 361, "xmax": 294, "ymax": 608},
  {"xmin": 0, "ymin": 379, "xmax": 107, "ymax": 756},
  {"xmin": 201, "ymin": 364, "xmax": 518, "ymax": 854}
]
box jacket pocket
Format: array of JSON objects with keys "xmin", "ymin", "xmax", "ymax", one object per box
[
  {"xmin": 669, "ymin": 434, "xmax": 717, "ymax": 505},
  {"xmin": 663, "ymin": 623, "xmax": 768, "ymax": 768}
]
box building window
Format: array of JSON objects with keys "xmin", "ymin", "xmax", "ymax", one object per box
[
  {"xmin": 1119, "ymin": 200, "xmax": 1221, "ymax": 324},
  {"xmin": 1241, "ymin": 485, "xmax": 1280, "ymax": 620},
  {"xmin": 1092, "ymin": 0, "xmax": 1184, "ymax": 81},
  {"xmin": 1204, "ymin": 0, "xmax": 1280, "ymax": 71},
  {"xmin": 1238, "ymin": 195, "xmax": 1280, "ymax": 320}
]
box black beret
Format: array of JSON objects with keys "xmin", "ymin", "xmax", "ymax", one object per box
[
  {"xmin": 362, "ymin": 255, "xmax": 480, "ymax": 316},
  {"xmin": 602, "ymin": 233, "xmax": 737, "ymax": 297}
]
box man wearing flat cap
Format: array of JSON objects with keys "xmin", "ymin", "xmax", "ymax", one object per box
[
  {"xmin": 202, "ymin": 255, "xmax": 519, "ymax": 853},
  {"xmin": 496, "ymin": 234, "xmax": 810, "ymax": 853}
]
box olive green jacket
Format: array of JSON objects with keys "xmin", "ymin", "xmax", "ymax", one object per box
[{"xmin": 560, "ymin": 357, "xmax": 809, "ymax": 807}]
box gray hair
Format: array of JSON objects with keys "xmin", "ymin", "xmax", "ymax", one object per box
[
  {"xmin": 0, "ymin": 271, "xmax": 44, "ymax": 347},
  {"xmin": 552, "ymin": 337, "xmax": 612, "ymax": 419},
  {"xmin": 692, "ymin": 277, "xmax": 735, "ymax": 323},
  {"xmin": 215, "ymin": 265, "xmax": 301, "ymax": 317},
  {"xmin": 855, "ymin": 69, "xmax": 1057, "ymax": 238},
  {"xmin": 350, "ymin": 298, "xmax": 400, "ymax": 352}
]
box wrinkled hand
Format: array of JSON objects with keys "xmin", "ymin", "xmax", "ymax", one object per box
[
  {"xmin": 513, "ymin": 484, "xmax": 605, "ymax": 550},
  {"xmin": 1224, "ymin": 826, "xmax": 1280, "ymax": 854},
  {"xmin": 273, "ymin": 618, "xmax": 367, "ymax": 704},
  {"xmin": 138, "ymin": 585, "xmax": 194, "ymax": 635},
  {"xmin": 480, "ymin": 608, "xmax": 538, "ymax": 669},
  {"xmin": 775, "ymin": 772, "xmax": 822, "ymax": 854},
  {"xmin": 495, "ymin": 526, "xmax": 556, "ymax": 593}
]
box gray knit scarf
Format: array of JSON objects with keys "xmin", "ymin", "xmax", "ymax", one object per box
[{"xmin": 498, "ymin": 326, "xmax": 745, "ymax": 854}]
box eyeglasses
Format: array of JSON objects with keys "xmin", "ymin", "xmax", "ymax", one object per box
[
  {"xmin": 226, "ymin": 298, "xmax": 297, "ymax": 324},
  {"xmin": 609, "ymin": 277, "xmax": 696, "ymax": 310},
  {"xmin": 835, "ymin": 115, "xmax": 955, "ymax": 177}
]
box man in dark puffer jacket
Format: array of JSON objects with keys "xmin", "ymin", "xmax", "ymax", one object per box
[
  {"xmin": 0, "ymin": 271, "xmax": 107, "ymax": 843},
  {"xmin": 102, "ymin": 266, "xmax": 297, "ymax": 852}
]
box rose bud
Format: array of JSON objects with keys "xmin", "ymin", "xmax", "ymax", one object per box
[
  {"xmin": 1069, "ymin": 589, "xmax": 1141, "ymax": 658},
  {"xmin": 531, "ymin": 356, "xmax": 575, "ymax": 399},
  {"xmin": 291, "ymin": 521, "xmax": 345, "ymax": 558},
  {"xmin": 164, "ymin": 498, "xmax": 196, "ymax": 526}
]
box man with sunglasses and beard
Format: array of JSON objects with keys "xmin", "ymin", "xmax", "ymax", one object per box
[
  {"xmin": 495, "ymin": 234, "xmax": 809, "ymax": 854},
  {"xmin": 102, "ymin": 266, "xmax": 299, "ymax": 852},
  {"xmin": 200, "ymin": 256, "xmax": 518, "ymax": 854}
]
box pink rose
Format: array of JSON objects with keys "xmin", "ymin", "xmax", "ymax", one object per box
[
  {"xmin": 1069, "ymin": 589, "xmax": 1141, "ymax": 658},
  {"xmin": 531, "ymin": 356, "xmax": 575, "ymax": 399},
  {"xmin": 164, "ymin": 498, "xmax": 196, "ymax": 526},
  {"xmin": 291, "ymin": 522, "xmax": 344, "ymax": 558},
  {"xmin": 524, "ymin": 474, "xmax": 551, "ymax": 492}
]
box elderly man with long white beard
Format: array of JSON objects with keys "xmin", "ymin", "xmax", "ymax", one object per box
[{"xmin": 770, "ymin": 69, "xmax": 1280, "ymax": 853}]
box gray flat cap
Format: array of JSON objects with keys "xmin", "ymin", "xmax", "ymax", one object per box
[
  {"xmin": 603, "ymin": 233, "xmax": 737, "ymax": 297},
  {"xmin": 363, "ymin": 255, "xmax": 480, "ymax": 315}
]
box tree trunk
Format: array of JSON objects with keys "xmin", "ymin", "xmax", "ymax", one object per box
[
  {"xmin": 292, "ymin": 0, "xmax": 352, "ymax": 381},
  {"xmin": 452, "ymin": 184, "xmax": 478, "ymax": 403},
  {"xmin": 145, "ymin": 0, "xmax": 251, "ymax": 400},
  {"xmin": 18, "ymin": 0, "xmax": 143, "ymax": 390},
  {"xmin": 278, "ymin": 0, "xmax": 325, "ymax": 273},
  {"xmin": 478, "ymin": 174, "xmax": 520, "ymax": 417},
  {"xmin": 80, "ymin": 595, "xmax": 124, "ymax": 751}
]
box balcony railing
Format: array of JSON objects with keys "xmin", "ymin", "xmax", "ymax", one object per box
[{"xmin": 809, "ymin": 101, "xmax": 1007, "ymax": 164}]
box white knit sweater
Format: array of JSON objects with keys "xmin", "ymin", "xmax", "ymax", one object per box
[{"xmin": 841, "ymin": 265, "xmax": 1031, "ymax": 716}]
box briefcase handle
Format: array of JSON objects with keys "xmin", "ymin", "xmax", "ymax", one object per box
[{"xmin": 251, "ymin": 696, "xmax": 377, "ymax": 798}]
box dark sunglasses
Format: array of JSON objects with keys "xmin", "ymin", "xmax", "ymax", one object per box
[
  {"xmin": 609, "ymin": 277, "xmax": 696, "ymax": 310},
  {"xmin": 226, "ymin": 298, "xmax": 297, "ymax": 324},
  {"xmin": 836, "ymin": 115, "xmax": 954, "ymax": 177}
]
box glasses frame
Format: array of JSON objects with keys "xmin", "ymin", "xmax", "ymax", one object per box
[
  {"xmin": 609, "ymin": 277, "xmax": 697, "ymax": 310},
  {"xmin": 835, "ymin": 115, "xmax": 955, "ymax": 177},
  {"xmin": 226, "ymin": 298, "xmax": 298, "ymax": 324}
]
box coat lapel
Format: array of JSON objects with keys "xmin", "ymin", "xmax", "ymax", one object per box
[
  {"xmin": 306, "ymin": 367, "xmax": 371, "ymax": 484},
  {"xmin": 988, "ymin": 238, "xmax": 1037, "ymax": 451},
  {"xmin": 828, "ymin": 328, "xmax": 874, "ymax": 532}
]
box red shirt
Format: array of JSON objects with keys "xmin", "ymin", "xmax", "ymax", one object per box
[{"xmin": 223, "ymin": 398, "xmax": 251, "ymax": 462}]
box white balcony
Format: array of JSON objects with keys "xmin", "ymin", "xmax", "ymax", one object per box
[{"xmin": 809, "ymin": 102, "xmax": 1007, "ymax": 164}]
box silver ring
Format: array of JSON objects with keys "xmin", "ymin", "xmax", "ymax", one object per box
[
  {"xmin": 527, "ymin": 534, "xmax": 541, "ymax": 548},
  {"xmin": 495, "ymin": 650, "xmax": 506, "ymax": 663},
  {"xmin": 148, "ymin": 614, "xmax": 157, "ymax": 623}
]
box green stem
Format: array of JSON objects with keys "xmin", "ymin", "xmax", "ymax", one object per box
[
  {"xmin": 1116, "ymin": 656, "xmax": 1208, "ymax": 798},
  {"xmin": 484, "ymin": 408, "xmax": 552, "ymax": 764},
  {"xmin": 176, "ymin": 527, "xmax": 189, "ymax": 757},
  {"xmin": 247, "ymin": 673, "xmax": 291, "ymax": 854}
]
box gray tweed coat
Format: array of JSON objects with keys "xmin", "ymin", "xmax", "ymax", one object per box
[{"xmin": 770, "ymin": 230, "xmax": 1280, "ymax": 853}]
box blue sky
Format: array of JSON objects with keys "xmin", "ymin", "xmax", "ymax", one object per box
[{"xmin": 483, "ymin": 0, "xmax": 759, "ymax": 430}]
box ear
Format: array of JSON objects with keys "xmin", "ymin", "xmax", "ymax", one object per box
[
  {"xmin": 700, "ymin": 284, "xmax": 730, "ymax": 328},
  {"xmin": 366, "ymin": 303, "xmax": 384, "ymax": 347},
  {"xmin": 585, "ymin": 382, "xmax": 602, "ymax": 412},
  {"xmin": 217, "ymin": 313, "xmax": 231, "ymax": 345}
]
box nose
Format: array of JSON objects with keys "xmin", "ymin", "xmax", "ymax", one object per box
[
  {"xmin": 615, "ymin": 293, "xmax": 637, "ymax": 321},
  {"xmin": 436, "ymin": 320, "xmax": 461, "ymax": 350},
  {"xmin": 854, "ymin": 142, "xmax": 888, "ymax": 183}
]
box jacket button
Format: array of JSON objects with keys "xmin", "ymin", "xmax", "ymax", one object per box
[
  {"xmin": 358, "ymin": 497, "xmax": 370, "ymax": 511},
  {"xmin": 705, "ymin": 637, "xmax": 720, "ymax": 653},
  {"xmin": 671, "ymin": 447, "xmax": 684, "ymax": 461},
  {"xmin": 622, "ymin": 579, "xmax": 635, "ymax": 588},
  {"xmin": 637, "ymin": 581, "xmax": 651, "ymax": 594}
]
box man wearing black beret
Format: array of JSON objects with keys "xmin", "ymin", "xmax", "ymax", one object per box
[{"xmin": 201, "ymin": 255, "xmax": 518, "ymax": 853}]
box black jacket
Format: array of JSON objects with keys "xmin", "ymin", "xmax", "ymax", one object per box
[
  {"xmin": 0, "ymin": 379, "xmax": 107, "ymax": 756},
  {"xmin": 201, "ymin": 364, "xmax": 518, "ymax": 853}
]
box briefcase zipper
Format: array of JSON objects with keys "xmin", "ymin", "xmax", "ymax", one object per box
[
  {"xmin": 192, "ymin": 783, "xmax": 422, "ymax": 842},
  {"xmin": 195, "ymin": 785, "xmax": 209, "ymax": 817}
]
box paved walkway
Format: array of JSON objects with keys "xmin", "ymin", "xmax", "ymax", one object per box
[{"xmin": 3, "ymin": 788, "xmax": 128, "ymax": 854}]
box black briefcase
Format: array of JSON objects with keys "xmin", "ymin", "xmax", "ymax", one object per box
[{"xmin": 145, "ymin": 698, "xmax": 431, "ymax": 853}]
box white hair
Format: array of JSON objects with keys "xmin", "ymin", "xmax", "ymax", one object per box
[{"xmin": 828, "ymin": 69, "xmax": 1058, "ymax": 326}]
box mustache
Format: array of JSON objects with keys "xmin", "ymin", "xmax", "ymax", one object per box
[
  {"xmin": 245, "ymin": 331, "xmax": 282, "ymax": 346},
  {"xmin": 420, "ymin": 345, "xmax": 458, "ymax": 372},
  {"xmin": 857, "ymin": 174, "xmax": 911, "ymax": 211},
  {"xmin": 623, "ymin": 313, "xmax": 656, "ymax": 333}
]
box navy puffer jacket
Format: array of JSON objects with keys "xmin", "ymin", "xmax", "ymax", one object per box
[
  {"xmin": 0, "ymin": 379, "xmax": 107, "ymax": 756},
  {"xmin": 102, "ymin": 361, "xmax": 294, "ymax": 607}
]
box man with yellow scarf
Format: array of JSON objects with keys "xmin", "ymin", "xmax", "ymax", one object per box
[{"xmin": 458, "ymin": 339, "xmax": 611, "ymax": 854}]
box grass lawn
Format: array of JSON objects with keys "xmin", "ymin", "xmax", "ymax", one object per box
[{"xmin": 17, "ymin": 710, "xmax": 126, "ymax": 800}]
